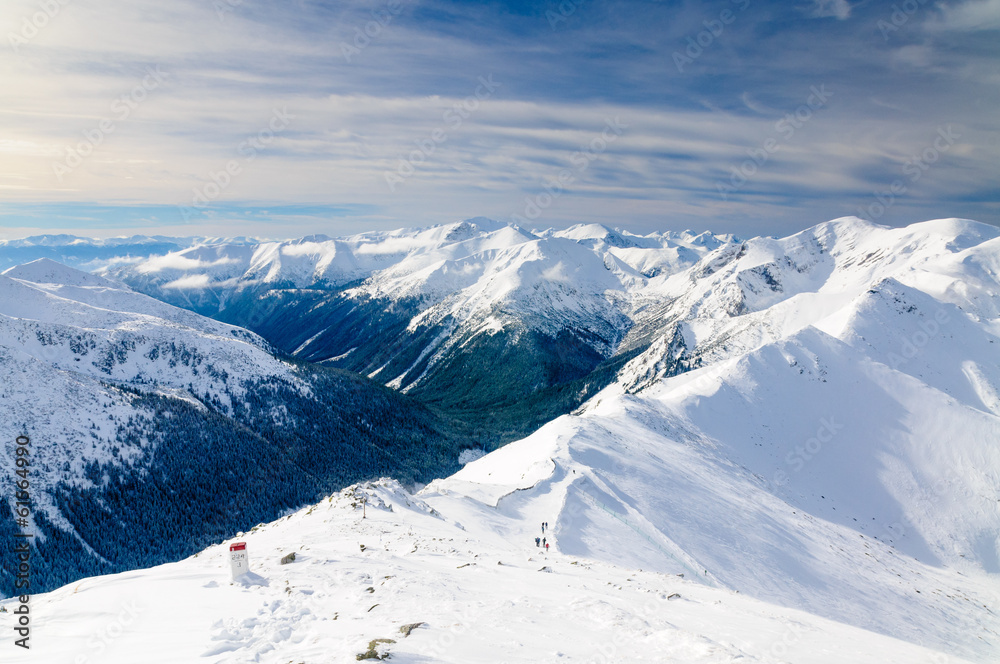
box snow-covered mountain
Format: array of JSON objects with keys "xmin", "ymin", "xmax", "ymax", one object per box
[
  {"xmin": 101, "ymin": 219, "xmax": 733, "ymax": 441},
  {"xmin": 0, "ymin": 479, "xmax": 987, "ymax": 664},
  {"xmin": 618, "ymin": 217, "xmax": 1000, "ymax": 393},
  {"xmin": 99, "ymin": 219, "xmax": 728, "ymax": 322},
  {"xmin": 422, "ymin": 216, "xmax": 1000, "ymax": 659},
  {"xmin": 0, "ymin": 234, "xmax": 212, "ymax": 273},
  {"xmin": 2, "ymin": 216, "xmax": 998, "ymax": 661},
  {"xmin": 0, "ymin": 259, "xmax": 465, "ymax": 594}
]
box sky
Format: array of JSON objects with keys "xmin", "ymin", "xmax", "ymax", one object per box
[{"xmin": 0, "ymin": 0, "xmax": 998, "ymax": 240}]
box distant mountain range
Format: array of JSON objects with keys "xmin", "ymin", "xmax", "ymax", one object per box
[
  {"xmin": 0, "ymin": 234, "xmax": 209, "ymax": 274},
  {"xmin": 92, "ymin": 219, "xmax": 734, "ymax": 441},
  {"xmin": 5, "ymin": 220, "xmax": 739, "ymax": 445}
]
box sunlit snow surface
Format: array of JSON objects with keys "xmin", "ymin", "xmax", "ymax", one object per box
[
  {"xmin": 0, "ymin": 480, "xmax": 988, "ymax": 664},
  {"xmin": 2, "ymin": 216, "xmax": 1000, "ymax": 662}
]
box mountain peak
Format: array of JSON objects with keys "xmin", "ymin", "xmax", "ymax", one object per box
[
  {"xmin": 443, "ymin": 217, "xmax": 509, "ymax": 241},
  {"xmin": 903, "ymin": 217, "xmax": 1000, "ymax": 251},
  {"xmin": 554, "ymin": 222, "xmax": 616, "ymax": 239},
  {"xmin": 461, "ymin": 216, "xmax": 507, "ymax": 231},
  {"xmin": 2, "ymin": 257, "xmax": 119, "ymax": 288}
]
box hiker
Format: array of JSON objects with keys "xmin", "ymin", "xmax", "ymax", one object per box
[
  {"xmin": 545, "ymin": 542, "xmax": 549, "ymax": 552},
  {"xmin": 535, "ymin": 537, "xmax": 540, "ymax": 547},
  {"xmin": 541, "ymin": 522, "xmax": 545, "ymax": 534},
  {"xmin": 542, "ymin": 537, "xmax": 546, "ymax": 547}
]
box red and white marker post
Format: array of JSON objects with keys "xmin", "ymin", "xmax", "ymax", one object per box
[{"xmin": 229, "ymin": 542, "xmax": 248, "ymax": 580}]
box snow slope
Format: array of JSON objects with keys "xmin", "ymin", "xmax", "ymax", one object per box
[
  {"xmin": 0, "ymin": 258, "xmax": 294, "ymax": 415},
  {"xmin": 3, "ymin": 217, "xmax": 998, "ymax": 661},
  {"xmin": 426, "ymin": 331, "xmax": 1000, "ymax": 659},
  {"xmin": 619, "ymin": 217, "xmax": 1000, "ymax": 392},
  {"xmin": 0, "ymin": 259, "xmax": 291, "ymax": 496},
  {"xmin": 422, "ymin": 218, "xmax": 1000, "ymax": 661},
  {"xmin": 0, "ymin": 259, "xmax": 464, "ymax": 594},
  {"xmin": 0, "ymin": 479, "xmax": 978, "ymax": 664}
]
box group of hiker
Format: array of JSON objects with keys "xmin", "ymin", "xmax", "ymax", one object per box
[{"xmin": 534, "ymin": 522, "xmax": 550, "ymax": 551}]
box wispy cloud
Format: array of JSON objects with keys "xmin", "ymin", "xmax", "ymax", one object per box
[
  {"xmin": 0, "ymin": 0, "xmax": 996, "ymax": 239},
  {"xmin": 926, "ymin": 0, "xmax": 1000, "ymax": 31},
  {"xmin": 809, "ymin": 0, "xmax": 852, "ymax": 20}
]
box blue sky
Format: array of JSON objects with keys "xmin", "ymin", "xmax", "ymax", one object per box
[{"xmin": 1, "ymin": 0, "xmax": 997, "ymax": 239}]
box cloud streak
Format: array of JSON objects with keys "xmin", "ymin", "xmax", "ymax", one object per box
[{"xmin": 0, "ymin": 0, "xmax": 996, "ymax": 238}]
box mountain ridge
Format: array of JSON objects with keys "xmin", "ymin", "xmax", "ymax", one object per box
[{"xmin": 0, "ymin": 260, "xmax": 467, "ymax": 594}]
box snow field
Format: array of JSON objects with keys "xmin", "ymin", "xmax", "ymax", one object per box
[{"xmin": 0, "ymin": 480, "xmax": 976, "ymax": 664}]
